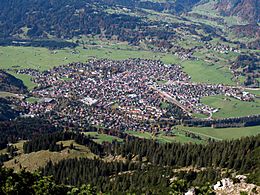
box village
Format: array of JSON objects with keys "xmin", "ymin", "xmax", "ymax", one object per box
[{"xmin": 17, "ymin": 58, "xmax": 255, "ymax": 132}]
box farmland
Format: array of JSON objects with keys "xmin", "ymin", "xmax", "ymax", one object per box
[
  {"xmin": 201, "ymin": 95, "xmax": 260, "ymax": 119},
  {"xmin": 0, "ymin": 45, "xmax": 237, "ymax": 87},
  {"xmin": 181, "ymin": 60, "xmax": 235, "ymax": 85},
  {"xmin": 84, "ymin": 132, "xmax": 123, "ymax": 144},
  {"xmin": 0, "ymin": 46, "xmax": 180, "ymax": 71},
  {"xmin": 125, "ymin": 130, "xmax": 205, "ymax": 144},
  {"xmin": 176, "ymin": 125, "xmax": 260, "ymax": 140}
]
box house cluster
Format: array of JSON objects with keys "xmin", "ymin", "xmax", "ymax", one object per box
[
  {"xmin": 17, "ymin": 59, "xmax": 189, "ymax": 131},
  {"xmin": 204, "ymin": 42, "xmax": 240, "ymax": 54},
  {"xmin": 155, "ymin": 82, "xmax": 254, "ymax": 116},
  {"xmin": 16, "ymin": 58, "xmax": 254, "ymax": 131}
]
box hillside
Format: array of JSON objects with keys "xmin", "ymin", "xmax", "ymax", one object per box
[
  {"xmin": 0, "ymin": 98, "xmax": 21, "ymax": 121},
  {"xmin": 215, "ymin": 0, "xmax": 259, "ymax": 23},
  {"xmin": 0, "ymin": 70, "xmax": 27, "ymax": 93},
  {"xmin": 0, "ymin": 0, "xmax": 197, "ymax": 40},
  {"xmin": 1, "ymin": 130, "xmax": 259, "ymax": 193}
]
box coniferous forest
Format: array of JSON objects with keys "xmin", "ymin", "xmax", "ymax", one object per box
[{"xmin": 0, "ymin": 117, "xmax": 259, "ymax": 194}]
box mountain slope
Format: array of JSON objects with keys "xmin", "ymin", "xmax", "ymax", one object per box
[
  {"xmin": 0, "ymin": 98, "xmax": 20, "ymax": 121},
  {"xmin": 0, "ymin": 71, "xmax": 27, "ymax": 93},
  {"xmin": 215, "ymin": 0, "xmax": 259, "ymax": 23}
]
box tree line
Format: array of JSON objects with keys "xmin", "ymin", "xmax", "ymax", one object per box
[
  {"xmin": 21, "ymin": 129, "xmax": 259, "ymax": 177},
  {"xmin": 0, "ymin": 39, "xmax": 78, "ymax": 49},
  {"xmin": 0, "ymin": 117, "xmax": 61, "ymax": 150},
  {"xmin": 23, "ymin": 131, "xmax": 104, "ymax": 156},
  {"xmin": 181, "ymin": 114, "xmax": 260, "ymax": 128}
]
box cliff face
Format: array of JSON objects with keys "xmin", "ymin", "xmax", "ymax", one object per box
[{"xmin": 215, "ymin": 0, "xmax": 259, "ymax": 23}]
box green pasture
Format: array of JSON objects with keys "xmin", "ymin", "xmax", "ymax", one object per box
[
  {"xmin": 192, "ymin": 112, "xmax": 208, "ymax": 119},
  {"xmin": 0, "ymin": 45, "xmax": 181, "ymax": 89},
  {"xmin": 25, "ymin": 97, "xmax": 40, "ymax": 103},
  {"xmin": 181, "ymin": 60, "xmax": 234, "ymax": 85},
  {"xmin": 0, "ymin": 92, "xmax": 17, "ymax": 97},
  {"xmin": 7, "ymin": 71, "xmax": 37, "ymax": 90},
  {"xmin": 176, "ymin": 125, "xmax": 260, "ymax": 140},
  {"xmin": 0, "ymin": 46, "xmax": 181, "ymax": 71},
  {"xmin": 0, "ymin": 45, "xmax": 238, "ymax": 89},
  {"xmin": 201, "ymin": 95, "xmax": 260, "ymax": 118},
  {"xmin": 125, "ymin": 130, "xmax": 204, "ymax": 144},
  {"xmin": 84, "ymin": 132, "xmax": 123, "ymax": 144},
  {"xmin": 246, "ymin": 89, "xmax": 260, "ymax": 97}
]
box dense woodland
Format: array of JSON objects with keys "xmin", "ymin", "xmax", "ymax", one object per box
[
  {"xmin": 0, "ymin": 39, "xmax": 78, "ymax": 49},
  {"xmin": 0, "ymin": 0, "xmax": 225, "ymax": 48},
  {"xmin": 0, "ymin": 98, "xmax": 21, "ymax": 122},
  {"xmin": 231, "ymin": 54, "xmax": 260, "ymax": 88},
  {"xmin": 41, "ymin": 158, "xmax": 217, "ymax": 194},
  {"xmin": 0, "ymin": 118, "xmax": 61, "ymax": 150},
  {"xmin": 0, "ymin": 117, "xmax": 259, "ymax": 193},
  {"xmin": 20, "ymin": 131, "xmax": 260, "ymax": 190},
  {"xmin": 0, "ymin": 166, "xmax": 218, "ymax": 194},
  {"xmin": 0, "ymin": 167, "xmax": 98, "ymax": 195},
  {"xmin": 23, "ymin": 132, "xmax": 104, "ymax": 156},
  {"xmin": 22, "ymin": 130, "xmax": 260, "ymax": 176},
  {"xmin": 0, "ymin": 70, "xmax": 27, "ymax": 93},
  {"xmin": 182, "ymin": 114, "xmax": 260, "ymax": 128}
]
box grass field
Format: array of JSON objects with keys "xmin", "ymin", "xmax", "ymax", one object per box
[
  {"xmin": 201, "ymin": 95, "xmax": 260, "ymax": 118},
  {"xmin": 0, "ymin": 91, "xmax": 18, "ymax": 98},
  {"xmin": 192, "ymin": 112, "xmax": 208, "ymax": 119},
  {"xmin": 7, "ymin": 71, "xmax": 37, "ymax": 90},
  {"xmin": 176, "ymin": 125, "xmax": 260, "ymax": 140},
  {"xmin": 84, "ymin": 132, "xmax": 123, "ymax": 144},
  {"xmin": 181, "ymin": 60, "xmax": 234, "ymax": 85},
  {"xmin": 0, "ymin": 45, "xmax": 236, "ymax": 89},
  {"xmin": 25, "ymin": 97, "xmax": 40, "ymax": 103},
  {"xmin": 0, "ymin": 46, "xmax": 180, "ymax": 71},
  {"xmin": 125, "ymin": 130, "xmax": 204, "ymax": 144},
  {"xmin": 191, "ymin": 0, "xmax": 246, "ymax": 26},
  {"xmin": 246, "ymin": 89, "xmax": 260, "ymax": 97},
  {"xmin": 0, "ymin": 45, "xmax": 181, "ymax": 90},
  {"xmin": 4, "ymin": 140, "xmax": 97, "ymax": 171}
]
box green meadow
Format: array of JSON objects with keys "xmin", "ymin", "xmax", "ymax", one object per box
[
  {"xmin": 125, "ymin": 130, "xmax": 204, "ymax": 144},
  {"xmin": 181, "ymin": 60, "xmax": 235, "ymax": 85},
  {"xmin": 7, "ymin": 71, "xmax": 37, "ymax": 90},
  {"xmin": 246, "ymin": 89, "xmax": 260, "ymax": 97},
  {"xmin": 0, "ymin": 46, "xmax": 180, "ymax": 71},
  {"xmin": 201, "ymin": 95, "xmax": 260, "ymax": 119},
  {"xmin": 84, "ymin": 132, "xmax": 123, "ymax": 144},
  {"xmin": 0, "ymin": 45, "xmax": 236, "ymax": 88},
  {"xmin": 176, "ymin": 125, "xmax": 260, "ymax": 140}
]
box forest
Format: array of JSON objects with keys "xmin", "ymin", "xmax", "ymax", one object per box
[
  {"xmin": 0, "ymin": 0, "xmax": 225, "ymax": 48},
  {"xmin": 0, "ymin": 39, "xmax": 78, "ymax": 49},
  {"xmin": 182, "ymin": 114, "xmax": 260, "ymax": 128},
  {"xmin": 25, "ymin": 131, "xmax": 260, "ymax": 193},
  {"xmin": 0, "ymin": 116, "xmax": 259, "ymax": 193},
  {"xmin": 0, "ymin": 118, "xmax": 61, "ymax": 149}
]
